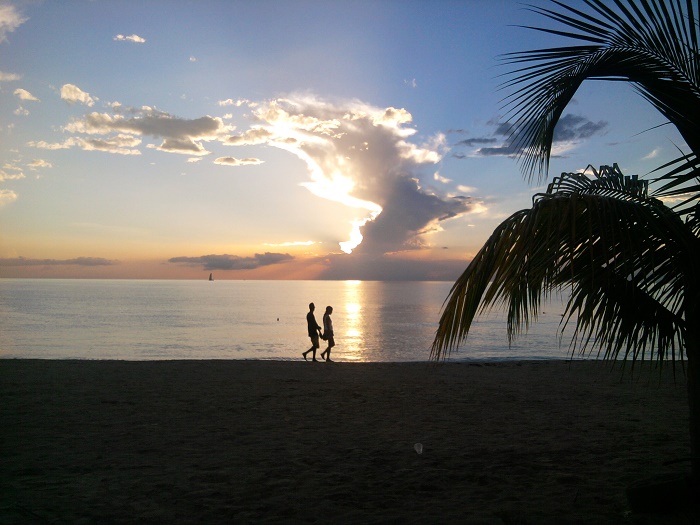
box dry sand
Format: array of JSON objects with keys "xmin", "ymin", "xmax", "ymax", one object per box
[{"xmin": 0, "ymin": 359, "xmax": 697, "ymax": 524}]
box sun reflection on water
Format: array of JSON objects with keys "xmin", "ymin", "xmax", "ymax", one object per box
[{"xmin": 341, "ymin": 280, "xmax": 365, "ymax": 361}]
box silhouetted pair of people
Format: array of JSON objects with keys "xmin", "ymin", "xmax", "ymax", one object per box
[{"xmin": 302, "ymin": 302, "xmax": 334, "ymax": 362}]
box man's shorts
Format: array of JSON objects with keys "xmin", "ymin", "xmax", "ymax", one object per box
[{"xmin": 310, "ymin": 333, "xmax": 320, "ymax": 348}]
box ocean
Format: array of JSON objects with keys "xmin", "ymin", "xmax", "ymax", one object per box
[{"xmin": 0, "ymin": 279, "xmax": 579, "ymax": 362}]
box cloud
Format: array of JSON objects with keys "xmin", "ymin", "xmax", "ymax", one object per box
[
  {"xmin": 474, "ymin": 142, "xmax": 521, "ymax": 157},
  {"xmin": 29, "ymin": 135, "xmax": 142, "ymax": 155},
  {"xmin": 223, "ymin": 95, "xmax": 477, "ymax": 256},
  {"xmin": 456, "ymin": 184, "xmax": 478, "ymax": 194},
  {"xmin": 14, "ymin": 88, "xmax": 39, "ymax": 101},
  {"xmin": 168, "ymin": 252, "xmax": 294, "ymax": 271},
  {"xmin": 60, "ymin": 84, "xmax": 96, "ymax": 106},
  {"xmin": 0, "ymin": 71, "xmax": 20, "ymax": 82},
  {"xmin": 27, "ymin": 140, "xmax": 72, "ymax": 150},
  {"xmin": 114, "ymin": 34, "xmax": 146, "ymax": 43},
  {"xmin": 213, "ymin": 156, "xmax": 263, "ymax": 166},
  {"xmin": 82, "ymin": 135, "xmax": 142, "ymax": 154},
  {"xmin": 456, "ymin": 114, "xmax": 608, "ymax": 158},
  {"xmin": 224, "ymin": 127, "xmax": 273, "ymax": 145},
  {"xmin": 0, "ymin": 168, "xmax": 24, "ymax": 181},
  {"xmin": 455, "ymin": 137, "xmax": 498, "ymax": 148},
  {"xmin": 30, "ymin": 102, "xmax": 233, "ymax": 157},
  {"xmin": 148, "ymin": 138, "xmax": 210, "ymax": 155},
  {"xmin": 13, "ymin": 106, "xmax": 28, "ymax": 116},
  {"xmin": 0, "ymin": 189, "xmax": 18, "ymax": 206},
  {"xmin": 355, "ymin": 178, "xmax": 472, "ymax": 255},
  {"xmin": 552, "ymin": 114, "xmax": 607, "ymax": 142},
  {"xmin": 0, "ymin": 3, "xmax": 27, "ymax": 42},
  {"xmin": 643, "ymin": 148, "xmax": 660, "ymax": 160},
  {"xmin": 27, "ymin": 159, "xmax": 52, "ymax": 169},
  {"xmin": 0, "ymin": 256, "xmax": 117, "ymax": 266},
  {"xmin": 64, "ymin": 107, "xmax": 232, "ymax": 156},
  {"xmin": 218, "ymin": 98, "xmax": 248, "ymax": 107}
]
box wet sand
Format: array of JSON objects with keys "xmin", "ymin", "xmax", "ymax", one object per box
[{"xmin": 0, "ymin": 359, "xmax": 695, "ymax": 524}]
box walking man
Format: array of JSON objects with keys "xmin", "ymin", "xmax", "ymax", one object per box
[{"xmin": 302, "ymin": 302, "xmax": 322, "ymax": 362}]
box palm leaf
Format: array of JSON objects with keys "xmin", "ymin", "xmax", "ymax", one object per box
[
  {"xmin": 500, "ymin": 0, "xmax": 700, "ymax": 182},
  {"xmin": 651, "ymin": 153, "xmax": 700, "ymax": 215},
  {"xmin": 431, "ymin": 166, "xmax": 697, "ymax": 364}
]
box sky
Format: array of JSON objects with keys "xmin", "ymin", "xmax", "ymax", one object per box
[{"xmin": 0, "ymin": 0, "xmax": 686, "ymax": 280}]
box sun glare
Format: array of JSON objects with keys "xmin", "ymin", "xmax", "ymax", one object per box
[
  {"xmin": 300, "ymin": 172, "xmax": 382, "ymax": 254},
  {"xmin": 257, "ymin": 103, "xmax": 389, "ymax": 254},
  {"xmin": 339, "ymin": 218, "xmax": 366, "ymax": 254},
  {"xmin": 341, "ymin": 281, "xmax": 365, "ymax": 361}
]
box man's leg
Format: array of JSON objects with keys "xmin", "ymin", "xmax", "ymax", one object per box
[{"xmin": 303, "ymin": 343, "xmax": 315, "ymax": 360}]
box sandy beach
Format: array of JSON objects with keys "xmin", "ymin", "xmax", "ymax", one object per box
[{"xmin": 0, "ymin": 359, "xmax": 696, "ymax": 524}]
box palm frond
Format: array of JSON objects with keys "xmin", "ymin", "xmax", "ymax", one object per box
[
  {"xmin": 432, "ymin": 165, "xmax": 697, "ymax": 363},
  {"xmin": 651, "ymin": 152, "xmax": 700, "ymax": 216},
  {"xmin": 501, "ymin": 0, "xmax": 700, "ymax": 181}
]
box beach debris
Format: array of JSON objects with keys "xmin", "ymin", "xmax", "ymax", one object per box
[{"xmin": 414, "ymin": 443, "xmax": 423, "ymax": 455}]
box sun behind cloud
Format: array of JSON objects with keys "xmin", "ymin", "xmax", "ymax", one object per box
[{"xmin": 223, "ymin": 96, "xmax": 476, "ymax": 255}]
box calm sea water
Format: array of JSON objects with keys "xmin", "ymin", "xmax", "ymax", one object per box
[{"xmin": 0, "ymin": 279, "xmax": 579, "ymax": 362}]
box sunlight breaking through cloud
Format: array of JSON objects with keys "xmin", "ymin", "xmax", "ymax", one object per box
[
  {"xmin": 225, "ymin": 96, "xmax": 475, "ymax": 255},
  {"xmin": 19, "ymin": 83, "xmax": 478, "ymax": 260}
]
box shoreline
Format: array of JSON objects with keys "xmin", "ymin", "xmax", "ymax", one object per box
[
  {"xmin": 0, "ymin": 355, "xmax": 643, "ymax": 363},
  {"xmin": 1, "ymin": 359, "xmax": 694, "ymax": 524}
]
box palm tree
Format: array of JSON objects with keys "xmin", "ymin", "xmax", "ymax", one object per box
[{"xmin": 432, "ymin": 0, "xmax": 700, "ymax": 481}]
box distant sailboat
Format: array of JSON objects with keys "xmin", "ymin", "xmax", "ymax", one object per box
[{"xmin": 208, "ymin": 273, "xmax": 214, "ymax": 281}]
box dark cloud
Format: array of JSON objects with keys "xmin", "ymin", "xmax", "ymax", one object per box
[
  {"xmin": 168, "ymin": 252, "xmax": 294, "ymax": 271},
  {"xmin": 73, "ymin": 110, "xmax": 226, "ymax": 140},
  {"xmin": 456, "ymin": 114, "xmax": 608, "ymax": 158},
  {"xmin": 475, "ymin": 143, "xmax": 522, "ymax": 157},
  {"xmin": 61, "ymin": 107, "xmax": 232, "ymax": 156},
  {"xmin": 158, "ymin": 138, "xmax": 208, "ymax": 154},
  {"xmin": 0, "ymin": 256, "xmax": 117, "ymax": 266},
  {"xmin": 553, "ymin": 114, "xmax": 607, "ymax": 142},
  {"xmin": 354, "ymin": 177, "xmax": 474, "ymax": 256},
  {"xmin": 455, "ymin": 137, "xmax": 499, "ymax": 148},
  {"xmin": 493, "ymin": 121, "xmax": 513, "ymax": 137}
]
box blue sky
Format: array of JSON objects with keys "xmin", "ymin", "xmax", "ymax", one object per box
[{"xmin": 0, "ymin": 0, "xmax": 685, "ymax": 279}]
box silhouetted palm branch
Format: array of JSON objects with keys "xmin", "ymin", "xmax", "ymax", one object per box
[
  {"xmin": 651, "ymin": 152, "xmax": 700, "ymax": 224},
  {"xmin": 500, "ymin": 0, "xmax": 700, "ymax": 181},
  {"xmin": 431, "ymin": 165, "xmax": 697, "ymax": 362}
]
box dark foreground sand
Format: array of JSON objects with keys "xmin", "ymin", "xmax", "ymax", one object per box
[{"xmin": 0, "ymin": 359, "xmax": 697, "ymax": 524}]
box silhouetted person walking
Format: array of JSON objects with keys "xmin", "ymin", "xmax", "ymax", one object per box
[
  {"xmin": 320, "ymin": 305, "xmax": 335, "ymax": 362},
  {"xmin": 303, "ymin": 302, "xmax": 322, "ymax": 362}
]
